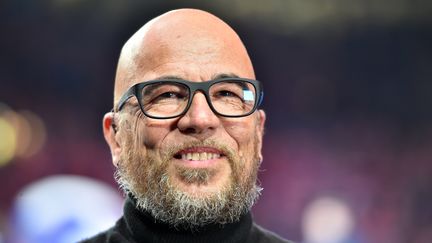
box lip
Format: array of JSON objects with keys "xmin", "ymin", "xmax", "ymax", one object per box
[{"xmin": 173, "ymin": 146, "xmax": 225, "ymax": 168}]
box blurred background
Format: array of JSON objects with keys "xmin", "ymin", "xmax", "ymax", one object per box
[{"xmin": 1, "ymin": 1, "xmax": 431, "ymax": 242}]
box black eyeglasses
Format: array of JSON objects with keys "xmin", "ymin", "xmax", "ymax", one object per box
[{"xmin": 115, "ymin": 78, "xmax": 263, "ymax": 119}]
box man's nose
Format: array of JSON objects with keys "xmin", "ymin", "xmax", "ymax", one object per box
[{"xmin": 177, "ymin": 92, "xmax": 220, "ymax": 135}]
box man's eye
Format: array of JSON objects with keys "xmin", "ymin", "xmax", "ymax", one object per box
[
  {"xmin": 159, "ymin": 92, "xmax": 180, "ymax": 98},
  {"xmin": 154, "ymin": 92, "xmax": 186, "ymax": 101},
  {"xmin": 217, "ymin": 90, "xmax": 237, "ymax": 97}
]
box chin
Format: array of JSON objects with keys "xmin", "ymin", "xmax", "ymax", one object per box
[{"xmin": 171, "ymin": 171, "xmax": 232, "ymax": 198}]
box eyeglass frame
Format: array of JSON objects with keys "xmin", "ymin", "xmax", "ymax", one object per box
[{"xmin": 114, "ymin": 77, "xmax": 264, "ymax": 119}]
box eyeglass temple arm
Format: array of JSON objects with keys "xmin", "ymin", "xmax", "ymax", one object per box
[
  {"xmin": 256, "ymin": 79, "xmax": 264, "ymax": 107},
  {"xmin": 258, "ymin": 91, "xmax": 264, "ymax": 106},
  {"xmin": 116, "ymin": 86, "xmax": 136, "ymax": 111}
]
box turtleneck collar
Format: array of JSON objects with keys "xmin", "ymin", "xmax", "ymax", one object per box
[{"xmin": 122, "ymin": 195, "xmax": 253, "ymax": 243}]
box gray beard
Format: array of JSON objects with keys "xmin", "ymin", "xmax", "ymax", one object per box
[{"xmin": 114, "ymin": 136, "xmax": 262, "ymax": 229}]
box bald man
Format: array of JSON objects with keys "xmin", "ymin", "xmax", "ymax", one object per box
[{"xmin": 82, "ymin": 9, "xmax": 292, "ymax": 243}]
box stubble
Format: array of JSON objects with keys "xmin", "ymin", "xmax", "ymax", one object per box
[{"xmin": 114, "ymin": 118, "xmax": 262, "ymax": 229}]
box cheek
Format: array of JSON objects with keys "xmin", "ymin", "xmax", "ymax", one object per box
[
  {"xmin": 138, "ymin": 119, "xmax": 174, "ymax": 149},
  {"xmin": 224, "ymin": 120, "xmax": 257, "ymax": 159}
]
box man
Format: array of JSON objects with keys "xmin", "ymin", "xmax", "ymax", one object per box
[{"xmin": 83, "ymin": 8, "xmax": 292, "ymax": 243}]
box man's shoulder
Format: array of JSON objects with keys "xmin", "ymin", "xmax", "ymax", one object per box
[
  {"xmin": 78, "ymin": 218, "xmax": 132, "ymax": 243},
  {"xmin": 249, "ymin": 223, "xmax": 295, "ymax": 243}
]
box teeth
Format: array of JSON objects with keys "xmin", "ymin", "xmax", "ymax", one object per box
[{"xmin": 180, "ymin": 152, "xmax": 221, "ymax": 161}]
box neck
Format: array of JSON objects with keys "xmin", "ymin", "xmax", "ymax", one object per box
[{"xmin": 123, "ymin": 195, "xmax": 253, "ymax": 243}]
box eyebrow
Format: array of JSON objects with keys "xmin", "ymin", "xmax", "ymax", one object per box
[
  {"xmin": 153, "ymin": 73, "xmax": 240, "ymax": 81},
  {"xmin": 153, "ymin": 73, "xmax": 248, "ymax": 91},
  {"xmin": 142, "ymin": 81, "xmax": 187, "ymax": 97},
  {"xmin": 212, "ymin": 73, "xmax": 240, "ymax": 80},
  {"xmin": 154, "ymin": 75, "xmax": 184, "ymax": 80},
  {"xmin": 140, "ymin": 75, "xmax": 186, "ymax": 97}
]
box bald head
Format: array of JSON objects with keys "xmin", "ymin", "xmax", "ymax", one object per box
[{"xmin": 113, "ymin": 9, "xmax": 255, "ymax": 105}]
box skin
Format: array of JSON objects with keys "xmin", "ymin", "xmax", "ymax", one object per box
[{"xmin": 103, "ymin": 9, "xmax": 266, "ymax": 200}]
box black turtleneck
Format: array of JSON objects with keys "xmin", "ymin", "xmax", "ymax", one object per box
[{"xmin": 81, "ymin": 196, "xmax": 293, "ymax": 243}]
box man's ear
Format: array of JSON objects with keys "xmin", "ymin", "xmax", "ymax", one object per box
[
  {"xmin": 258, "ymin": 109, "xmax": 266, "ymax": 134},
  {"xmin": 256, "ymin": 109, "xmax": 266, "ymax": 162},
  {"xmin": 103, "ymin": 112, "xmax": 121, "ymax": 167}
]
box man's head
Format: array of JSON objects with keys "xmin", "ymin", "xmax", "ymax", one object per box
[{"xmin": 103, "ymin": 8, "xmax": 266, "ymax": 228}]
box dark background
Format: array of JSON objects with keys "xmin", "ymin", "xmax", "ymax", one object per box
[{"xmin": 1, "ymin": 1, "xmax": 431, "ymax": 242}]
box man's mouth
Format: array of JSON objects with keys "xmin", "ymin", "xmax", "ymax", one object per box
[
  {"xmin": 174, "ymin": 147, "xmax": 224, "ymax": 162},
  {"xmin": 180, "ymin": 152, "xmax": 221, "ymax": 161}
]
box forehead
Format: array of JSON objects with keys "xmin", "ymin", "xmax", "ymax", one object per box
[
  {"xmin": 114, "ymin": 12, "xmax": 255, "ymax": 103},
  {"xmin": 136, "ymin": 30, "xmax": 252, "ymax": 77}
]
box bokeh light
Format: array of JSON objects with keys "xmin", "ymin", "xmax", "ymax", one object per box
[
  {"xmin": 0, "ymin": 117, "xmax": 16, "ymax": 167},
  {"xmin": 11, "ymin": 175, "xmax": 123, "ymax": 243},
  {"xmin": 15, "ymin": 110, "xmax": 47, "ymax": 159},
  {"xmin": 0, "ymin": 103, "xmax": 47, "ymax": 166},
  {"xmin": 301, "ymin": 196, "xmax": 355, "ymax": 243}
]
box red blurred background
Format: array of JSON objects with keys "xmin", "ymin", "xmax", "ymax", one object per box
[{"xmin": 1, "ymin": 1, "xmax": 431, "ymax": 242}]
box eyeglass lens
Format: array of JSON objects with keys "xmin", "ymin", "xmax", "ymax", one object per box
[{"xmin": 140, "ymin": 80, "xmax": 257, "ymax": 118}]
